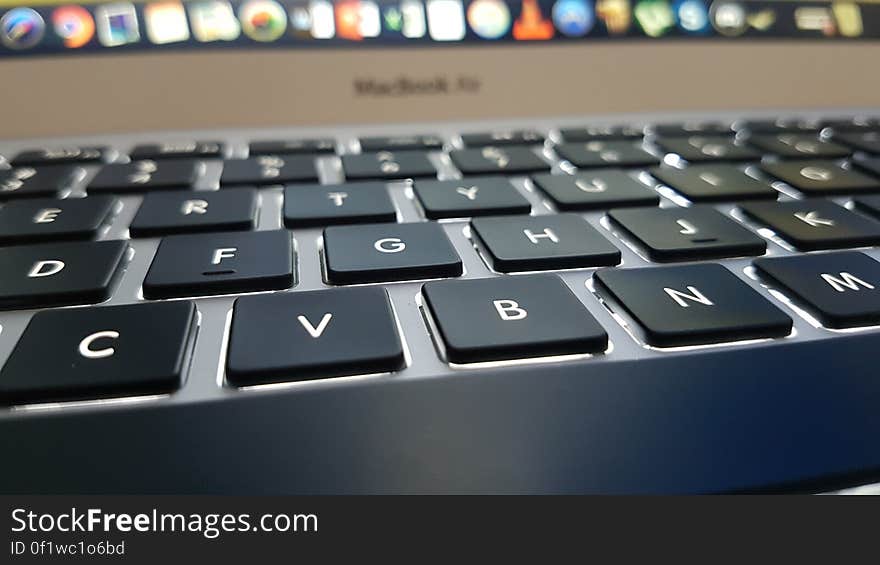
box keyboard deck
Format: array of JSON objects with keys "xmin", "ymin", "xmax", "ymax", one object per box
[{"xmin": 2, "ymin": 110, "xmax": 880, "ymax": 493}]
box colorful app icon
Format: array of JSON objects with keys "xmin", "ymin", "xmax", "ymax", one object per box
[
  {"xmin": 96, "ymin": 3, "xmax": 140, "ymax": 47},
  {"xmin": 427, "ymin": 0, "xmax": 465, "ymax": 41},
  {"xmin": 468, "ymin": 0, "xmax": 512, "ymax": 39},
  {"xmin": 290, "ymin": 3, "xmax": 312, "ymax": 38},
  {"xmin": 335, "ymin": 0, "xmax": 363, "ymax": 40},
  {"xmin": 634, "ymin": 0, "xmax": 673, "ymax": 37},
  {"xmin": 674, "ymin": 0, "xmax": 708, "ymax": 33},
  {"xmin": 402, "ymin": 0, "xmax": 427, "ymax": 38},
  {"xmin": 0, "ymin": 7, "xmax": 46, "ymax": 50},
  {"xmin": 596, "ymin": 0, "xmax": 631, "ymax": 34},
  {"xmin": 310, "ymin": 0, "xmax": 336, "ymax": 38},
  {"xmin": 513, "ymin": 0, "xmax": 555, "ymax": 39},
  {"xmin": 359, "ymin": 0, "xmax": 381, "ymax": 37},
  {"xmin": 239, "ymin": 0, "xmax": 287, "ymax": 42},
  {"xmin": 833, "ymin": 2, "xmax": 863, "ymax": 38},
  {"xmin": 552, "ymin": 0, "xmax": 594, "ymax": 37},
  {"xmin": 52, "ymin": 5, "xmax": 95, "ymax": 48},
  {"xmin": 709, "ymin": 1, "xmax": 746, "ymax": 36},
  {"xmin": 145, "ymin": 2, "xmax": 190, "ymax": 44},
  {"xmin": 383, "ymin": 4, "xmax": 404, "ymax": 33},
  {"xmin": 746, "ymin": 8, "xmax": 775, "ymax": 32},
  {"xmin": 188, "ymin": 1, "xmax": 240, "ymax": 42},
  {"xmin": 794, "ymin": 7, "xmax": 835, "ymax": 36}
]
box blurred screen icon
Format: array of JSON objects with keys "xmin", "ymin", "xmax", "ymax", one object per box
[
  {"xmin": 383, "ymin": 4, "xmax": 404, "ymax": 33},
  {"xmin": 468, "ymin": 0, "xmax": 512, "ymax": 39},
  {"xmin": 335, "ymin": 0, "xmax": 363, "ymax": 40},
  {"xmin": 145, "ymin": 2, "xmax": 190, "ymax": 44},
  {"xmin": 401, "ymin": 0, "xmax": 427, "ymax": 38},
  {"xmin": 709, "ymin": 1, "xmax": 746, "ymax": 36},
  {"xmin": 746, "ymin": 8, "xmax": 775, "ymax": 32},
  {"xmin": 289, "ymin": 3, "xmax": 312, "ymax": 38},
  {"xmin": 96, "ymin": 3, "xmax": 140, "ymax": 47},
  {"xmin": 832, "ymin": 2, "xmax": 862, "ymax": 37},
  {"xmin": 634, "ymin": 0, "xmax": 673, "ymax": 37},
  {"xmin": 427, "ymin": 0, "xmax": 465, "ymax": 41},
  {"xmin": 552, "ymin": 0, "xmax": 594, "ymax": 37},
  {"xmin": 359, "ymin": 0, "xmax": 381, "ymax": 37},
  {"xmin": 512, "ymin": 0, "xmax": 555, "ymax": 40},
  {"xmin": 239, "ymin": 0, "xmax": 287, "ymax": 42},
  {"xmin": 674, "ymin": 0, "xmax": 708, "ymax": 34},
  {"xmin": 596, "ymin": 0, "xmax": 631, "ymax": 34},
  {"xmin": 188, "ymin": 1, "xmax": 240, "ymax": 42},
  {"xmin": 794, "ymin": 7, "xmax": 835, "ymax": 36},
  {"xmin": 0, "ymin": 7, "xmax": 45, "ymax": 50},
  {"xmin": 52, "ymin": 5, "xmax": 95, "ymax": 48},
  {"xmin": 310, "ymin": 0, "xmax": 335, "ymax": 38}
]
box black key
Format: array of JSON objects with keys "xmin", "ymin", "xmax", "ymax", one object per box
[
  {"xmin": 655, "ymin": 136, "xmax": 761, "ymax": 162},
  {"xmin": 249, "ymin": 139, "xmax": 336, "ymax": 156},
  {"xmin": 143, "ymin": 230, "xmax": 293, "ymax": 299},
  {"xmin": 461, "ymin": 130, "xmax": 544, "ymax": 147},
  {"xmin": 748, "ymin": 134, "xmax": 851, "ymax": 159},
  {"xmin": 650, "ymin": 165, "xmax": 778, "ymax": 202},
  {"xmin": 531, "ymin": 170, "xmax": 659, "ymax": 210},
  {"xmin": 0, "ymin": 196, "xmax": 115, "ymax": 244},
  {"xmin": 594, "ymin": 264, "xmax": 792, "ymax": 347},
  {"xmin": 449, "ymin": 146, "xmax": 550, "ymax": 175},
  {"xmin": 0, "ymin": 240, "xmax": 127, "ymax": 309},
  {"xmin": 413, "ymin": 177, "xmax": 530, "ymax": 219},
  {"xmin": 760, "ymin": 160, "xmax": 880, "ymax": 194},
  {"xmin": 835, "ymin": 131, "xmax": 880, "ymax": 155},
  {"xmin": 471, "ymin": 214, "xmax": 620, "ymax": 272},
  {"xmin": 0, "ymin": 166, "xmax": 78, "ymax": 199},
  {"xmin": 12, "ymin": 146, "xmax": 110, "ymax": 166},
  {"xmin": 821, "ymin": 118, "xmax": 879, "ymax": 132},
  {"xmin": 853, "ymin": 194, "xmax": 880, "ymax": 219},
  {"xmin": 323, "ymin": 222, "xmax": 462, "ymax": 284},
  {"xmin": 0, "ymin": 301, "xmax": 196, "ymax": 405},
  {"xmin": 608, "ymin": 206, "xmax": 766, "ymax": 262},
  {"xmin": 129, "ymin": 189, "xmax": 257, "ymax": 237},
  {"xmin": 559, "ymin": 125, "xmax": 643, "ymax": 142},
  {"xmin": 359, "ymin": 135, "xmax": 443, "ymax": 152},
  {"xmin": 89, "ymin": 160, "xmax": 202, "ymax": 193},
  {"xmin": 221, "ymin": 156, "xmax": 318, "ymax": 186},
  {"xmin": 652, "ymin": 122, "xmax": 733, "ymax": 137},
  {"xmin": 754, "ymin": 252, "xmax": 880, "ymax": 329},
  {"xmin": 129, "ymin": 141, "xmax": 224, "ymax": 160},
  {"xmin": 341, "ymin": 151, "xmax": 436, "ymax": 180},
  {"xmin": 739, "ymin": 120, "xmax": 820, "ymax": 134},
  {"xmin": 739, "ymin": 200, "xmax": 880, "ymax": 251},
  {"xmin": 226, "ymin": 287, "xmax": 405, "ymax": 386},
  {"xmin": 555, "ymin": 141, "xmax": 658, "ymax": 168},
  {"xmin": 422, "ymin": 274, "xmax": 608, "ymax": 363},
  {"xmin": 851, "ymin": 157, "xmax": 880, "ymax": 178},
  {"xmin": 283, "ymin": 182, "xmax": 396, "ymax": 227}
]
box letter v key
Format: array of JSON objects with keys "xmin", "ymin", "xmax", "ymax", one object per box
[{"xmin": 297, "ymin": 313, "xmax": 333, "ymax": 338}]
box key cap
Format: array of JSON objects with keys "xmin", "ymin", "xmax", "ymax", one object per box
[
  {"xmin": 283, "ymin": 182, "xmax": 396, "ymax": 227},
  {"xmin": 323, "ymin": 222, "xmax": 462, "ymax": 284},
  {"xmin": 821, "ymin": 118, "xmax": 878, "ymax": 132},
  {"xmin": 249, "ymin": 139, "xmax": 336, "ymax": 156},
  {"xmin": 0, "ymin": 240, "xmax": 127, "ymax": 309},
  {"xmin": 461, "ymin": 130, "xmax": 544, "ymax": 147},
  {"xmin": 12, "ymin": 146, "xmax": 110, "ymax": 166},
  {"xmin": 531, "ymin": 170, "xmax": 659, "ymax": 210},
  {"xmin": 652, "ymin": 122, "xmax": 733, "ymax": 137},
  {"xmin": 655, "ymin": 136, "xmax": 761, "ymax": 162},
  {"xmin": 608, "ymin": 206, "xmax": 766, "ymax": 262},
  {"xmin": 129, "ymin": 189, "xmax": 257, "ymax": 237},
  {"xmin": 851, "ymin": 157, "xmax": 880, "ymax": 178},
  {"xmin": 0, "ymin": 301, "xmax": 196, "ymax": 405},
  {"xmin": 650, "ymin": 165, "xmax": 778, "ymax": 202},
  {"xmin": 341, "ymin": 151, "xmax": 436, "ymax": 180},
  {"xmin": 739, "ymin": 200, "xmax": 880, "ymax": 251},
  {"xmin": 413, "ymin": 177, "xmax": 530, "ymax": 219},
  {"xmin": 853, "ymin": 194, "xmax": 880, "ymax": 219},
  {"xmin": 471, "ymin": 214, "xmax": 620, "ymax": 272},
  {"xmin": 559, "ymin": 125, "xmax": 643, "ymax": 142},
  {"xmin": 143, "ymin": 230, "xmax": 293, "ymax": 299},
  {"xmin": 89, "ymin": 160, "xmax": 202, "ymax": 193},
  {"xmin": 594, "ymin": 263, "xmax": 792, "ymax": 347},
  {"xmin": 221, "ymin": 156, "xmax": 319, "ymax": 185},
  {"xmin": 739, "ymin": 120, "xmax": 820, "ymax": 134},
  {"xmin": 760, "ymin": 160, "xmax": 880, "ymax": 194},
  {"xmin": 422, "ymin": 274, "xmax": 607, "ymax": 364},
  {"xmin": 449, "ymin": 146, "xmax": 550, "ymax": 175},
  {"xmin": 834, "ymin": 131, "xmax": 880, "ymax": 155},
  {"xmin": 0, "ymin": 196, "xmax": 115, "ymax": 244},
  {"xmin": 359, "ymin": 135, "xmax": 443, "ymax": 152},
  {"xmin": 754, "ymin": 252, "xmax": 880, "ymax": 329},
  {"xmin": 748, "ymin": 134, "xmax": 851, "ymax": 159},
  {"xmin": 0, "ymin": 166, "xmax": 78, "ymax": 199},
  {"xmin": 226, "ymin": 287, "xmax": 405, "ymax": 386},
  {"xmin": 555, "ymin": 141, "xmax": 658, "ymax": 168},
  {"xmin": 129, "ymin": 141, "xmax": 224, "ymax": 160}
]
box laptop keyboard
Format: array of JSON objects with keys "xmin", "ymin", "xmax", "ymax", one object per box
[{"xmin": 2, "ymin": 112, "xmax": 880, "ymax": 409}]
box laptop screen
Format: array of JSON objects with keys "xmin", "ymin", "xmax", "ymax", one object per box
[{"xmin": 0, "ymin": 0, "xmax": 876, "ymax": 56}]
